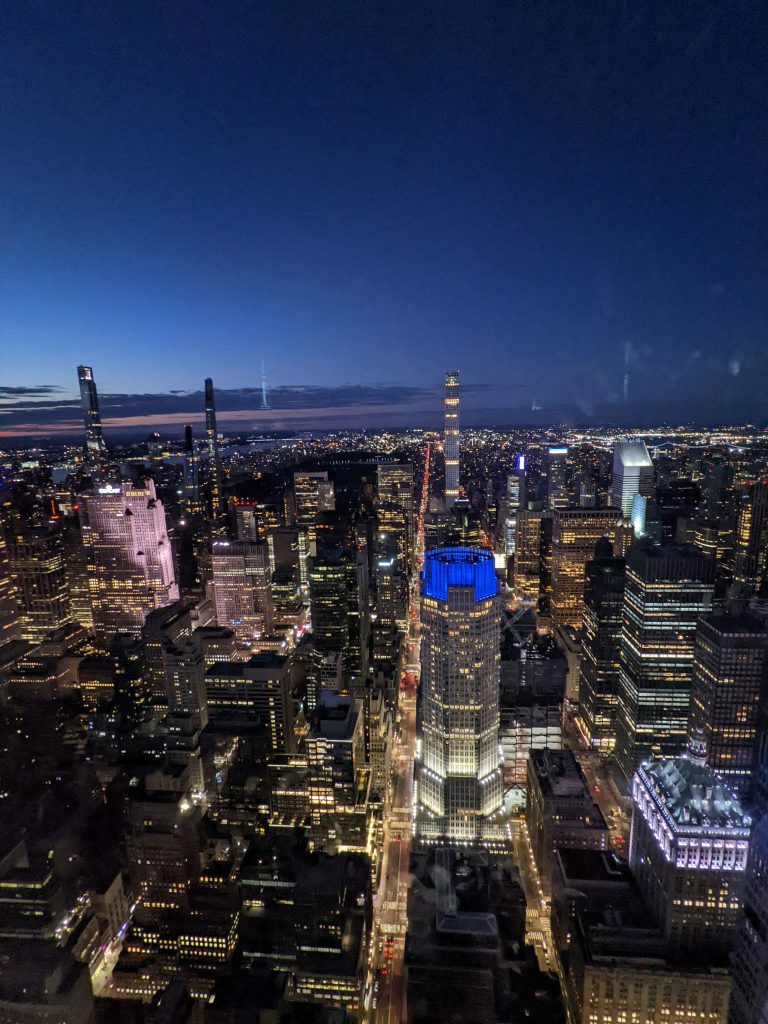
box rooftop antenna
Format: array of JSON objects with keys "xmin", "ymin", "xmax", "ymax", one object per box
[{"xmin": 623, "ymin": 342, "xmax": 631, "ymax": 402}]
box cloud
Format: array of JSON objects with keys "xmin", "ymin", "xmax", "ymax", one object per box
[
  {"xmin": 0, "ymin": 383, "xmax": 445, "ymax": 437},
  {"xmin": 0, "ymin": 384, "xmax": 66, "ymax": 399}
]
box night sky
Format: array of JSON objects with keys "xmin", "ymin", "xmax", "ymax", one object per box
[{"xmin": 2, "ymin": 2, "xmax": 768, "ymax": 435}]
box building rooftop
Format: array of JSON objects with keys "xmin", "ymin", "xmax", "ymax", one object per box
[
  {"xmin": 422, "ymin": 546, "xmax": 498, "ymax": 602},
  {"xmin": 638, "ymin": 757, "xmax": 752, "ymax": 832},
  {"xmin": 615, "ymin": 440, "xmax": 653, "ymax": 468}
]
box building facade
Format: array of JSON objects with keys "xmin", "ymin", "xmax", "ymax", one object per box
[
  {"xmin": 79, "ymin": 479, "xmax": 179, "ymax": 641},
  {"xmin": 415, "ymin": 547, "xmax": 504, "ymax": 842},
  {"xmin": 629, "ymin": 757, "xmax": 750, "ymax": 961},
  {"xmin": 615, "ymin": 543, "xmax": 715, "ymax": 781}
]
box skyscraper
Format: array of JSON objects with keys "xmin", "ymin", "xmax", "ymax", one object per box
[
  {"xmin": 614, "ymin": 542, "xmax": 715, "ymax": 781},
  {"xmin": 577, "ymin": 544, "xmax": 626, "ymax": 750},
  {"xmin": 551, "ymin": 507, "xmax": 621, "ymax": 629},
  {"xmin": 515, "ymin": 506, "xmax": 543, "ymax": 599},
  {"xmin": 731, "ymin": 812, "xmax": 768, "ymax": 1024},
  {"xmin": 80, "ymin": 479, "xmax": 179, "ymax": 641},
  {"xmin": 688, "ymin": 612, "xmax": 768, "ymax": 800},
  {"xmin": 182, "ymin": 424, "xmax": 202, "ymax": 514},
  {"xmin": 377, "ymin": 462, "xmax": 414, "ymax": 567},
  {"xmin": 204, "ymin": 377, "xmax": 224, "ymax": 526},
  {"xmin": 77, "ymin": 364, "xmax": 107, "ymax": 464},
  {"xmin": 733, "ymin": 479, "xmax": 768, "ymax": 592},
  {"xmin": 308, "ymin": 545, "xmax": 369, "ymax": 681},
  {"xmin": 7, "ymin": 529, "xmax": 72, "ymax": 642},
  {"xmin": 504, "ymin": 454, "xmax": 525, "ymax": 558},
  {"xmin": 611, "ymin": 440, "xmax": 654, "ymax": 520},
  {"xmin": 0, "ymin": 523, "xmax": 20, "ymax": 646},
  {"xmin": 416, "ymin": 547, "xmax": 504, "ymax": 841},
  {"xmin": 444, "ymin": 371, "xmax": 460, "ymax": 508},
  {"xmin": 629, "ymin": 757, "xmax": 750, "ymax": 961},
  {"xmin": 211, "ymin": 540, "xmax": 273, "ymax": 643},
  {"xmin": 294, "ymin": 471, "xmax": 335, "ymax": 590},
  {"xmin": 546, "ymin": 446, "xmax": 569, "ymax": 509}
]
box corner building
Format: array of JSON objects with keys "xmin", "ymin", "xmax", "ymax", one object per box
[{"xmin": 416, "ymin": 547, "xmax": 504, "ymax": 842}]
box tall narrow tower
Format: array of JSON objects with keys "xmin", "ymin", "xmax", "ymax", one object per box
[
  {"xmin": 261, "ymin": 358, "xmax": 270, "ymax": 410},
  {"xmin": 444, "ymin": 370, "xmax": 460, "ymax": 508},
  {"xmin": 182, "ymin": 424, "xmax": 202, "ymax": 514},
  {"xmin": 77, "ymin": 365, "xmax": 107, "ymax": 464},
  {"xmin": 204, "ymin": 378, "xmax": 224, "ymax": 526}
]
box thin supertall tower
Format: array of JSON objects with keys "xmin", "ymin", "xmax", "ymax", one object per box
[
  {"xmin": 204, "ymin": 378, "xmax": 224, "ymax": 526},
  {"xmin": 261, "ymin": 358, "xmax": 270, "ymax": 410},
  {"xmin": 444, "ymin": 370, "xmax": 460, "ymax": 508},
  {"xmin": 77, "ymin": 365, "xmax": 107, "ymax": 464}
]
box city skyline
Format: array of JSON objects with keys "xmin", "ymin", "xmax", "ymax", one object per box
[{"xmin": 2, "ymin": 3, "xmax": 767, "ymax": 429}]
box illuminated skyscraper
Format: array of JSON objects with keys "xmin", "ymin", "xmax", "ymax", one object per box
[
  {"xmin": 733, "ymin": 479, "xmax": 768, "ymax": 592},
  {"xmin": 688, "ymin": 612, "xmax": 768, "ymax": 800},
  {"xmin": 731, "ymin": 812, "xmax": 768, "ymax": 1024},
  {"xmin": 611, "ymin": 440, "xmax": 654, "ymax": 520},
  {"xmin": 0, "ymin": 523, "xmax": 20, "ymax": 646},
  {"xmin": 577, "ymin": 544, "xmax": 626, "ymax": 750},
  {"xmin": 77, "ymin": 364, "xmax": 107, "ymax": 464},
  {"xmin": 444, "ymin": 371, "xmax": 460, "ymax": 508},
  {"xmin": 7, "ymin": 529, "xmax": 72, "ymax": 642},
  {"xmin": 630, "ymin": 757, "xmax": 750, "ymax": 961},
  {"xmin": 416, "ymin": 547, "xmax": 504, "ymax": 841},
  {"xmin": 204, "ymin": 377, "xmax": 224, "ymax": 526},
  {"xmin": 182, "ymin": 424, "xmax": 202, "ymax": 514},
  {"xmin": 515, "ymin": 506, "xmax": 542, "ymax": 599},
  {"xmin": 546, "ymin": 446, "xmax": 569, "ymax": 509},
  {"xmin": 377, "ymin": 462, "xmax": 414, "ymax": 567},
  {"xmin": 504, "ymin": 454, "xmax": 525, "ymax": 557},
  {"xmin": 80, "ymin": 480, "xmax": 179, "ymax": 641},
  {"xmin": 614, "ymin": 543, "xmax": 715, "ymax": 781},
  {"xmin": 551, "ymin": 507, "xmax": 621, "ymax": 628},
  {"xmin": 308, "ymin": 545, "xmax": 369, "ymax": 681},
  {"xmin": 294, "ymin": 471, "xmax": 335, "ymax": 589},
  {"xmin": 211, "ymin": 540, "xmax": 273, "ymax": 643}
]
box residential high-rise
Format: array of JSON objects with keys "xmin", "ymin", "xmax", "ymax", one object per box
[
  {"xmin": 611, "ymin": 439, "xmax": 654, "ymax": 520},
  {"xmin": 551, "ymin": 507, "xmax": 621, "ymax": 628},
  {"xmin": 7, "ymin": 529, "xmax": 72, "ymax": 642},
  {"xmin": 546, "ymin": 446, "xmax": 569, "ymax": 509},
  {"xmin": 614, "ymin": 543, "xmax": 714, "ymax": 781},
  {"xmin": 444, "ymin": 371, "xmax": 460, "ymax": 508},
  {"xmin": 211, "ymin": 540, "xmax": 273, "ymax": 643},
  {"xmin": 79, "ymin": 480, "xmax": 179, "ymax": 641},
  {"xmin": 733, "ymin": 479, "xmax": 768, "ymax": 591},
  {"xmin": 162, "ymin": 639, "xmax": 208, "ymax": 726},
  {"xmin": 629, "ymin": 757, "xmax": 750, "ymax": 961},
  {"xmin": 204, "ymin": 377, "xmax": 224, "ymax": 526},
  {"xmin": 182, "ymin": 424, "xmax": 202, "ymax": 514},
  {"xmin": 731, "ymin": 812, "xmax": 768, "ymax": 1024},
  {"xmin": 416, "ymin": 547, "xmax": 504, "ymax": 841},
  {"xmin": 688, "ymin": 612, "xmax": 768, "ymax": 800},
  {"xmin": 577, "ymin": 545, "xmax": 626, "ymax": 750},
  {"xmin": 77, "ymin": 364, "xmax": 107, "ymax": 464}
]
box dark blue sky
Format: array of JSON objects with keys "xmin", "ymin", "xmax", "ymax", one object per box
[{"xmin": 2, "ymin": 1, "xmax": 768, "ymax": 433}]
